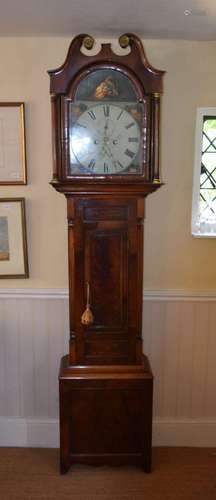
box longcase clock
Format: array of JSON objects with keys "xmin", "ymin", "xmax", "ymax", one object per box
[{"xmin": 48, "ymin": 33, "xmax": 165, "ymax": 473}]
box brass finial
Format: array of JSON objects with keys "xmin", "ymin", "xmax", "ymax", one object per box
[
  {"xmin": 83, "ymin": 35, "xmax": 94, "ymax": 50},
  {"xmin": 119, "ymin": 34, "xmax": 130, "ymax": 48}
]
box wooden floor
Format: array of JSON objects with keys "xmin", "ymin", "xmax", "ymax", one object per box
[{"xmin": 0, "ymin": 447, "xmax": 216, "ymax": 499}]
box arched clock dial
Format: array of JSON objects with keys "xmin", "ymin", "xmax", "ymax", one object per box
[{"xmin": 70, "ymin": 103, "xmax": 142, "ymax": 174}]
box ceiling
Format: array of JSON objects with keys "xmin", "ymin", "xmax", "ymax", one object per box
[{"xmin": 0, "ymin": 0, "xmax": 216, "ymax": 40}]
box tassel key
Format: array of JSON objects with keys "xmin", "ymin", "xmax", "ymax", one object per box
[{"xmin": 81, "ymin": 282, "xmax": 94, "ymax": 326}]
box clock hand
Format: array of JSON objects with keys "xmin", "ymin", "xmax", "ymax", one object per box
[
  {"xmin": 100, "ymin": 119, "xmax": 120, "ymax": 164},
  {"xmin": 101, "ymin": 146, "xmax": 112, "ymax": 159}
]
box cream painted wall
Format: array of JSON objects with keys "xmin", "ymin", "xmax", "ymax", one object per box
[
  {"xmin": 144, "ymin": 40, "xmax": 216, "ymax": 290},
  {"xmin": 0, "ymin": 37, "xmax": 216, "ymax": 290}
]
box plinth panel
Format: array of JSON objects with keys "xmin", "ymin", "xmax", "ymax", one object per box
[{"xmin": 59, "ymin": 355, "xmax": 153, "ymax": 473}]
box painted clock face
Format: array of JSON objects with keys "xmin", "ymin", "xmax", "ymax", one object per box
[
  {"xmin": 68, "ymin": 68, "xmax": 145, "ymax": 176},
  {"xmin": 70, "ymin": 103, "xmax": 141, "ymax": 175}
]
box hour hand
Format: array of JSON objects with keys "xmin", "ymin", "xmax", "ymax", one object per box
[{"xmin": 101, "ymin": 143, "xmax": 113, "ymax": 159}]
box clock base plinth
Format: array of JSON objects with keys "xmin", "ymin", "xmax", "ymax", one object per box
[{"xmin": 59, "ymin": 355, "xmax": 153, "ymax": 474}]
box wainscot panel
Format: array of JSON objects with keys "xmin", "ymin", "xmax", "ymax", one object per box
[{"xmin": 0, "ymin": 289, "xmax": 216, "ymax": 446}]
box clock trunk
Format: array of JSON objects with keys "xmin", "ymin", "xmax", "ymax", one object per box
[{"xmin": 68, "ymin": 196, "xmax": 144, "ymax": 366}]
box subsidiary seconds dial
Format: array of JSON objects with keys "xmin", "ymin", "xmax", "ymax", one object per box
[{"xmin": 70, "ymin": 103, "xmax": 141, "ymax": 174}]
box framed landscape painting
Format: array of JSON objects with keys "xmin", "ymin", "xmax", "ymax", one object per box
[
  {"xmin": 0, "ymin": 198, "xmax": 29, "ymax": 278},
  {"xmin": 0, "ymin": 103, "xmax": 27, "ymax": 184}
]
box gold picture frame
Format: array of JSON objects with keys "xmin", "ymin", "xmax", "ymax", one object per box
[
  {"xmin": 0, "ymin": 198, "xmax": 29, "ymax": 278},
  {"xmin": 0, "ymin": 102, "xmax": 27, "ymax": 185}
]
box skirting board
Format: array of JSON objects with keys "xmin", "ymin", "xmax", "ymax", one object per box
[{"xmin": 0, "ymin": 418, "xmax": 216, "ymax": 448}]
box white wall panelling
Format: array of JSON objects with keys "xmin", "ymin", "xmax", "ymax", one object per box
[
  {"xmin": 0, "ymin": 292, "xmax": 69, "ymax": 420},
  {"xmin": 0, "ymin": 289, "xmax": 216, "ymax": 447}
]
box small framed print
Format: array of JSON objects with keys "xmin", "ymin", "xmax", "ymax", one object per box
[
  {"xmin": 0, "ymin": 198, "xmax": 29, "ymax": 278},
  {"xmin": 0, "ymin": 103, "xmax": 27, "ymax": 185}
]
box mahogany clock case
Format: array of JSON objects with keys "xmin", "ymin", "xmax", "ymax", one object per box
[{"xmin": 48, "ymin": 33, "xmax": 165, "ymax": 474}]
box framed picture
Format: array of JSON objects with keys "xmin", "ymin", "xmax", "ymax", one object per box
[
  {"xmin": 0, "ymin": 198, "xmax": 29, "ymax": 278},
  {"xmin": 0, "ymin": 102, "xmax": 27, "ymax": 184}
]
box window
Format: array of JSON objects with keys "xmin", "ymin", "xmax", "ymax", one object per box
[{"xmin": 192, "ymin": 108, "xmax": 216, "ymax": 237}]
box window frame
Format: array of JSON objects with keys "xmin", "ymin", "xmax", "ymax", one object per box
[{"xmin": 192, "ymin": 107, "xmax": 216, "ymax": 238}]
